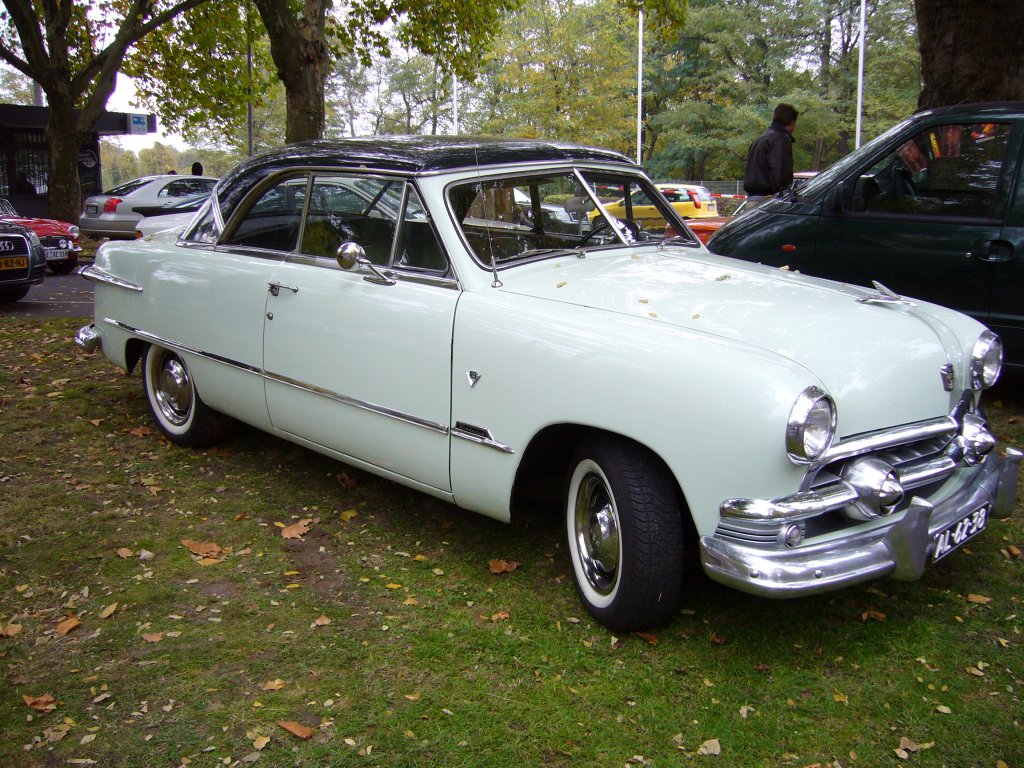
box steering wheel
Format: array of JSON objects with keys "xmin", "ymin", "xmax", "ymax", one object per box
[
  {"xmin": 578, "ymin": 217, "xmax": 644, "ymax": 246},
  {"xmin": 577, "ymin": 218, "xmax": 612, "ymax": 246}
]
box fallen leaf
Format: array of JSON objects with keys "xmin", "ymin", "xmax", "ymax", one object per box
[
  {"xmin": 966, "ymin": 594, "xmax": 992, "ymax": 604},
  {"xmin": 56, "ymin": 615, "xmax": 82, "ymax": 636},
  {"xmin": 404, "ymin": 691, "xmax": 422, "ymax": 702},
  {"xmin": 89, "ymin": 418, "xmax": 103, "ymax": 427},
  {"xmin": 337, "ymin": 472, "xmax": 358, "ymax": 489},
  {"xmin": 633, "ymin": 632, "xmax": 659, "ymax": 645},
  {"xmin": 698, "ymin": 738, "xmax": 721, "ymax": 756},
  {"xmin": 339, "ymin": 509, "xmax": 358, "ymax": 522},
  {"xmin": 491, "ymin": 610, "xmax": 511, "ymax": 622},
  {"xmin": 314, "ymin": 615, "xmax": 331, "ymax": 626},
  {"xmin": 128, "ymin": 426, "xmax": 153, "ymax": 438},
  {"xmin": 80, "ymin": 733, "xmax": 97, "ymax": 745},
  {"xmin": 833, "ymin": 690, "xmax": 849, "ymax": 705},
  {"xmin": 861, "ymin": 609, "xmax": 886, "ymax": 622},
  {"xmin": 935, "ymin": 704, "xmax": 952, "ymax": 714},
  {"xmin": 241, "ymin": 753, "xmax": 261, "ymax": 764},
  {"xmin": 99, "ymin": 603, "xmax": 118, "ymax": 619},
  {"xmin": 277, "ymin": 721, "xmax": 314, "ymax": 740},
  {"xmin": 899, "ymin": 737, "xmax": 919, "ymax": 753},
  {"xmin": 23, "ymin": 693, "xmax": 57, "ymax": 712},
  {"xmin": 402, "ymin": 597, "xmax": 419, "ymax": 606},
  {"xmin": 1, "ymin": 623, "xmax": 22, "ymax": 636},
  {"xmin": 262, "ymin": 679, "xmax": 286, "ymax": 691},
  {"xmin": 739, "ymin": 705, "xmax": 755, "ymax": 719},
  {"xmin": 116, "ymin": 547, "xmax": 134, "ymax": 559},
  {"xmin": 142, "ymin": 633, "xmax": 163, "ymax": 643},
  {"xmin": 709, "ymin": 632, "xmax": 726, "ymax": 645},
  {"xmin": 181, "ymin": 539, "xmax": 223, "ymax": 559},
  {"xmin": 280, "ymin": 518, "xmax": 314, "ymax": 539},
  {"xmin": 252, "ymin": 735, "xmax": 271, "ymax": 750},
  {"xmin": 386, "ymin": 583, "xmax": 402, "ymax": 590},
  {"xmin": 488, "ymin": 559, "xmax": 519, "ymax": 574}
]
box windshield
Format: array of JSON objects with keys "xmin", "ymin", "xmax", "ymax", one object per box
[
  {"xmin": 797, "ymin": 117, "xmax": 916, "ymax": 200},
  {"xmin": 448, "ymin": 169, "xmax": 696, "ymax": 267}
]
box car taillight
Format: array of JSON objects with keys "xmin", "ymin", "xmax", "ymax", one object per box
[
  {"xmin": 103, "ymin": 197, "xmax": 122, "ymax": 213},
  {"xmin": 687, "ymin": 190, "xmax": 702, "ymax": 209}
]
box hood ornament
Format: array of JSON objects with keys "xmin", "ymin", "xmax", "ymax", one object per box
[{"xmin": 857, "ymin": 281, "xmax": 912, "ymax": 306}]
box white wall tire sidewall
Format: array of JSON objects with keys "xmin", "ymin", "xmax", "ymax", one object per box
[
  {"xmin": 144, "ymin": 346, "xmax": 196, "ymax": 438},
  {"xmin": 567, "ymin": 458, "xmax": 622, "ymax": 610}
]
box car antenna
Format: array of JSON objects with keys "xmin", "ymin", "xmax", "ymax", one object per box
[{"xmin": 473, "ymin": 145, "xmax": 502, "ymax": 288}]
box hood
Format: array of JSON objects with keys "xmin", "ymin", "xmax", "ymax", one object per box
[
  {"xmin": 498, "ymin": 247, "xmax": 972, "ymax": 435},
  {"xmin": 2, "ymin": 215, "xmax": 76, "ymax": 238}
]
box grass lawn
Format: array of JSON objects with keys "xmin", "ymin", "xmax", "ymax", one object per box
[{"xmin": 1, "ymin": 316, "xmax": 1022, "ymax": 767}]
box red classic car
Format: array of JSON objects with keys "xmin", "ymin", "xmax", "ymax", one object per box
[{"xmin": 0, "ymin": 198, "xmax": 81, "ymax": 274}]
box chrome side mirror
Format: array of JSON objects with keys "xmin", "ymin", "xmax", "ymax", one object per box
[{"xmin": 337, "ymin": 241, "xmax": 366, "ymax": 270}]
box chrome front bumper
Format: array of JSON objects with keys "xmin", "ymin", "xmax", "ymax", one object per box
[{"xmin": 700, "ymin": 447, "xmax": 1021, "ymax": 597}]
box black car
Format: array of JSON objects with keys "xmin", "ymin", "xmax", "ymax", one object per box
[
  {"xmin": 0, "ymin": 220, "xmax": 46, "ymax": 304},
  {"xmin": 710, "ymin": 102, "xmax": 1024, "ymax": 368}
]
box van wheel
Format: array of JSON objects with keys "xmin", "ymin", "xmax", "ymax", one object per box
[{"xmin": 565, "ymin": 436, "xmax": 685, "ymax": 631}]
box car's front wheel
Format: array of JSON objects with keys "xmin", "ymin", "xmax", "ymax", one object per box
[
  {"xmin": 566, "ymin": 436, "xmax": 685, "ymax": 631},
  {"xmin": 0, "ymin": 285, "xmax": 30, "ymax": 303},
  {"xmin": 142, "ymin": 345, "xmax": 230, "ymax": 447}
]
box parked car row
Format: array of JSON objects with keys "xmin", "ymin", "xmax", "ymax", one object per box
[
  {"xmin": 0, "ymin": 198, "xmax": 82, "ymax": 303},
  {"xmin": 76, "ymin": 134, "xmax": 1019, "ymax": 631}
]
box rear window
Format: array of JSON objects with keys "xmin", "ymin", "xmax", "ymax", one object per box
[{"xmin": 104, "ymin": 178, "xmax": 152, "ymax": 196}]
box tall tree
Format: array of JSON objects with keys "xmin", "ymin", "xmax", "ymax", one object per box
[
  {"xmin": 0, "ymin": 0, "xmax": 208, "ymax": 221},
  {"xmin": 915, "ymin": 0, "xmax": 1024, "ymax": 108}
]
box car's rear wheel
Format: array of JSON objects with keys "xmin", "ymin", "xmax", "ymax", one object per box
[
  {"xmin": 47, "ymin": 256, "xmax": 78, "ymax": 275},
  {"xmin": 0, "ymin": 285, "xmax": 30, "ymax": 303},
  {"xmin": 142, "ymin": 345, "xmax": 230, "ymax": 447},
  {"xmin": 565, "ymin": 436, "xmax": 685, "ymax": 631}
]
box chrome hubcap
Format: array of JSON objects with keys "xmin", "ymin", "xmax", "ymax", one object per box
[
  {"xmin": 155, "ymin": 355, "xmax": 192, "ymax": 426},
  {"xmin": 574, "ymin": 473, "xmax": 620, "ymax": 595}
]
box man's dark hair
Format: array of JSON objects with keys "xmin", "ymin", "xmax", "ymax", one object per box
[{"xmin": 773, "ymin": 103, "xmax": 799, "ymax": 126}]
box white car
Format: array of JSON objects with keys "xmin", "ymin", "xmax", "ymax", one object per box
[
  {"xmin": 133, "ymin": 193, "xmax": 211, "ymax": 238},
  {"xmin": 80, "ymin": 175, "xmax": 217, "ymax": 239},
  {"xmin": 75, "ymin": 137, "xmax": 1021, "ymax": 631}
]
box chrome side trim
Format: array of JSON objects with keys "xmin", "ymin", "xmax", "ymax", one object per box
[
  {"xmin": 451, "ymin": 423, "xmax": 515, "ymax": 454},
  {"xmin": 265, "ymin": 371, "xmax": 450, "ymax": 435},
  {"xmin": 820, "ymin": 416, "xmax": 958, "ymax": 464},
  {"xmin": 102, "ymin": 319, "xmax": 262, "ymax": 374},
  {"xmin": 79, "ymin": 264, "xmax": 143, "ymax": 293}
]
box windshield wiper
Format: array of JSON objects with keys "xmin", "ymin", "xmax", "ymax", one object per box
[
  {"xmin": 658, "ymin": 235, "xmax": 697, "ymax": 249},
  {"xmin": 512, "ymin": 247, "xmax": 583, "ymax": 261}
]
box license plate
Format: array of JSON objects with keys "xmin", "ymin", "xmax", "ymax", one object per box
[
  {"xmin": 0, "ymin": 256, "xmax": 28, "ymax": 270},
  {"xmin": 45, "ymin": 249, "xmax": 69, "ymax": 262},
  {"xmin": 86, "ymin": 205, "xmax": 98, "ymax": 214},
  {"xmin": 932, "ymin": 505, "xmax": 988, "ymax": 562}
]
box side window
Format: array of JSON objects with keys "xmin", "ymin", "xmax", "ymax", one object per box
[
  {"xmin": 299, "ymin": 175, "xmax": 402, "ymax": 265},
  {"xmin": 394, "ymin": 187, "xmax": 448, "ymax": 272},
  {"xmin": 226, "ymin": 176, "xmax": 308, "ymax": 251},
  {"xmin": 853, "ymin": 122, "xmax": 1012, "ymax": 218}
]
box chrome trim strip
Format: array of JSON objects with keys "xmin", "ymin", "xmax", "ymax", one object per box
[
  {"xmin": 79, "ymin": 264, "xmax": 144, "ymax": 293},
  {"xmin": 102, "ymin": 319, "xmax": 262, "ymax": 374},
  {"xmin": 821, "ymin": 416, "xmax": 958, "ymax": 464},
  {"xmin": 265, "ymin": 371, "xmax": 450, "ymax": 435},
  {"xmin": 103, "ymin": 319, "xmax": 452, "ymax": 437},
  {"xmin": 451, "ymin": 426, "xmax": 515, "ymax": 454}
]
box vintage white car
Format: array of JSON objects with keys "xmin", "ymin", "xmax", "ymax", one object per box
[{"xmin": 76, "ymin": 137, "xmax": 1021, "ymax": 632}]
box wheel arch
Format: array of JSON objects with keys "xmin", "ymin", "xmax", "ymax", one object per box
[{"xmin": 511, "ymin": 423, "xmax": 698, "ymax": 540}]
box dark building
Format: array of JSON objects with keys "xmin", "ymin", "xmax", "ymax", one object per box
[{"xmin": 0, "ymin": 104, "xmax": 156, "ymax": 218}]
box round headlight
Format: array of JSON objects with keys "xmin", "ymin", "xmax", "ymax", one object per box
[
  {"xmin": 68, "ymin": 225, "xmax": 80, "ymax": 238},
  {"xmin": 970, "ymin": 331, "xmax": 1002, "ymax": 390},
  {"xmin": 786, "ymin": 386, "xmax": 837, "ymax": 463}
]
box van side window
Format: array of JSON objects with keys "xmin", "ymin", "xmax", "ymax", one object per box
[{"xmin": 853, "ymin": 122, "xmax": 1012, "ymax": 219}]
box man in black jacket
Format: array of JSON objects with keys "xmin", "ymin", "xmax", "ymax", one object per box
[{"xmin": 743, "ymin": 104, "xmax": 798, "ymax": 202}]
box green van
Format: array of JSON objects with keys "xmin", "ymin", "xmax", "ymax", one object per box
[{"xmin": 710, "ymin": 102, "xmax": 1024, "ymax": 368}]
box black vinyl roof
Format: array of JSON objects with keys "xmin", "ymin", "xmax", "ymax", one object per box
[{"xmin": 215, "ymin": 136, "xmax": 635, "ymax": 219}]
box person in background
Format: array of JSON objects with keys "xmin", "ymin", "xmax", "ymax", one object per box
[
  {"xmin": 191, "ymin": 161, "xmax": 203, "ymax": 176},
  {"xmin": 743, "ymin": 103, "xmax": 798, "ymax": 204}
]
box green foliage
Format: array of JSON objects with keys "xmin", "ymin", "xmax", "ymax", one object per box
[{"xmin": 0, "ymin": 63, "xmax": 33, "ymax": 103}]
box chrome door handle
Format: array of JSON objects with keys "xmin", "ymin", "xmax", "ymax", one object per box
[{"xmin": 268, "ymin": 282, "xmax": 299, "ymax": 296}]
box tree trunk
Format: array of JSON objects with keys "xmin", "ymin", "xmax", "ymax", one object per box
[
  {"xmin": 44, "ymin": 99, "xmax": 84, "ymax": 224},
  {"xmin": 915, "ymin": 0, "xmax": 1024, "ymax": 108},
  {"xmin": 255, "ymin": 0, "xmax": 330, "ymax": 143}
]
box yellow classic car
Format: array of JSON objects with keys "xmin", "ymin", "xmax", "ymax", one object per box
[{"xmin": 598, "ymin": 183, "xmax": 719, "ymax": 232}]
